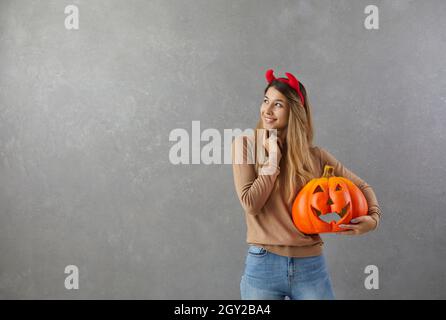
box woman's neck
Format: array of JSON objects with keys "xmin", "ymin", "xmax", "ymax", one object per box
[{"xmin": 278, "ymin": 129, "xmax": 287, "ymax": 144}]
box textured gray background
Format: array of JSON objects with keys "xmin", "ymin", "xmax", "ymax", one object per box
[{"xmin": 1, "ymin": 0, "xmax": 445, "ymax": 299}]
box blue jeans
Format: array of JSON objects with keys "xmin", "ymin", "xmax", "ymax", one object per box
[{"xmin": 240, "ymin": 245, "xmax": 335, "ymax": 300}]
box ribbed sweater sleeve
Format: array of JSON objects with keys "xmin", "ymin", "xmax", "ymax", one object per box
[
  {"xmin": 318, "ymin": 146, "xmax": 382, "ymax": 228},
  {"xmin": 231, "ymin": 135, "xmax": 281, "ymax": 216}
]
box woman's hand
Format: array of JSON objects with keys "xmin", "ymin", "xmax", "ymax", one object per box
[
  {"xmin": 338, "ymin": 215, "xmax": 378, "ymax": 235},
  {"xmin": 258, "ymin": 130, "xmax": 284, "ymax": 175},
  {"xmin": 263, "ymin": 129, "xmax": 284, "ymax": 158}
]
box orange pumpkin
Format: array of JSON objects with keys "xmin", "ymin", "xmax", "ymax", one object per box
[{"xmin": 292, "ymin": 165, "xmax": 368, "ymax": 234}]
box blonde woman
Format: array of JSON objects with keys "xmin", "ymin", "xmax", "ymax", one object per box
[{"xmin": 231, "ymin": 69, "xmax": 382, "ymax": 300}]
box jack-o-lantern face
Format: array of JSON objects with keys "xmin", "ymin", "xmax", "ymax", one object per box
[{"xmin": 292, "ymin": 165, "xmax": 368, "ymax": 234}]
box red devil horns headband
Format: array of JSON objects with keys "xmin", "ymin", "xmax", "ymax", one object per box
[{"xmin": 265, "ymin": 69, "xmax": 305, "ymax": 107}]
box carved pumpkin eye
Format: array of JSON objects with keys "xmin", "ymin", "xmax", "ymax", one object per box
[
  {"xmin": 313, "ymin": 185, "xmax": 324, "ymax": 193},
  {"xmin": 335, "ymin": 184, "xmax": 342, "ymax": 191}
]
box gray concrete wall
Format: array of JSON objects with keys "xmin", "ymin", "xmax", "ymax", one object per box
[{"xmin": 0, "ymin": 0, "xmax": 445, "ymax": 299}]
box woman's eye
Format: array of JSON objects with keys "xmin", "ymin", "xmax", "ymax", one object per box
[{"xmin": 275, "ymin": 103, "xmax": 282, "ymax": 107}]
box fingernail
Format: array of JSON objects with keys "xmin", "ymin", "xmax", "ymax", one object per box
[{"xmin": 350, "ymin": 219, "xmax": 358, "ymax": 223}]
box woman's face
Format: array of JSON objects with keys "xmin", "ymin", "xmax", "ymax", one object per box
[{"xmin": 261, "ymin": 86, "xmax": 290, "ymax": 131}]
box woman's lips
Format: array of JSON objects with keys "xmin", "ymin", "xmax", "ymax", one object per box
[{"xmin": 263, "ymin": 117, "xmax": 276, "ymax": 123}]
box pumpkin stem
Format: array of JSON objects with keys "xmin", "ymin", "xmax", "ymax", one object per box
[{"xmin": 322, "ymin": 165, "xmax": 335, "ymax": 178}]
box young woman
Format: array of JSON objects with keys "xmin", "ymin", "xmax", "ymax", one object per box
[{"xmin": 231, "ymin": 69, "xmax": 382, "ymax": 300}]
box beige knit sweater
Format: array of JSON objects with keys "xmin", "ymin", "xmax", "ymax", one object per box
[{"xmin": 231, "ymin": 134, "xmax": 382, "ymax": 257}]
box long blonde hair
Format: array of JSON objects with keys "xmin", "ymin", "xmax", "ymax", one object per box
[{"xmin": 254, "ymin": 79, "xmax": 318, "ymax": 207}]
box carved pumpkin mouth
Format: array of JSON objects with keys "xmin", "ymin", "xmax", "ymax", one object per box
[{"xmin": 311, "ymin": 202, "xmax": 350, "ymax": 222}]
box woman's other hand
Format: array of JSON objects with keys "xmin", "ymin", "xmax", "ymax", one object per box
[{"xmin": 337, "ymin": 215, "xmax": 378, "ymax": 235}]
